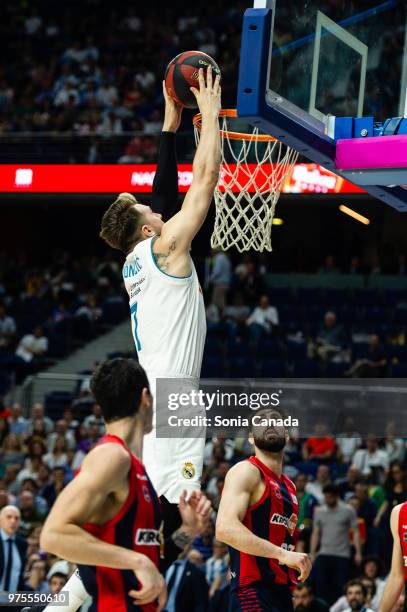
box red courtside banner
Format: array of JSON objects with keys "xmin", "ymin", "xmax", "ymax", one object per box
[{"xmin": 0, "ymin": 164, "xmax": 364, "ymax": 194}]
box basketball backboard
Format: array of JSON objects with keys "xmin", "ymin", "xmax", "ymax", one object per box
[{"xmin": 237, "ymin": 0, "xmax": 407, "ymax": 211}]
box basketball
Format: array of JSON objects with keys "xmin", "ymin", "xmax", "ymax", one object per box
[{"xmin": 164, "ymin": 50, "xmax": 221, "ymax": 109}]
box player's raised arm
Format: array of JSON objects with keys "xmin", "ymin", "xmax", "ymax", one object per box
[
  {"xmin": 216, "ymin": 461, "xmax": 312, "ymax": 581},
  {"xmin": 152, "ymin": 66, "xmax": 221, "ymax": 269},
  {"xmin": 40, "ymin": 443, "xmax": 165, "ymax": 607},
  {"xmin": 151, "ymin": 82, "xmax": 182, "ymax": 221},
  {"xmin": 379, "ymin": 504, "xmax": 405, "ymax": 612}
]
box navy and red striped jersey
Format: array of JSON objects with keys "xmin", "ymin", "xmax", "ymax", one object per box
[
  {"xmin": 229, "ymin": 456, "xmax": 299, "ymax": 590},
  {"xmin": 77, "ymin": 434, "xmax": 162, "ymax": 612},
  {"xmin": 398, "ymin": 501, "xmax": 407, "ymax": 581}
]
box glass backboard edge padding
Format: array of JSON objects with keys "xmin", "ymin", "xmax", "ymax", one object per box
[
  {"xmin": 237, "ymin": 8, "xmax": 336, "ymax": 167},
  {"xmin": 309, "ymin": 11, "xmax": 368, "ymax": 121}
]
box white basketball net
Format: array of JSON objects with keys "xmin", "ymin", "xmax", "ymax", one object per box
[{"xmin": 194, "ymin": 111, "xmax": 299, "ymax": 252}]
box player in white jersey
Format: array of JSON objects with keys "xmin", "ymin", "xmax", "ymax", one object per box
[{"xmin": 99, "ymin": 67, "xmax": 221, "ymax": 506}]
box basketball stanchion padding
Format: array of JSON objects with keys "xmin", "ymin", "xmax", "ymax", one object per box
[{"xmin": 193, "ymin": 109, "xmax": 299, "ymax": 252}]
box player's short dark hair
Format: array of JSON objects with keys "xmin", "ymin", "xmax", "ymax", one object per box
[
  {"xmin": 90, "ymin": 358, "xmax": 150, "ymax": 423},
  {"xmin": 322, "ymin": 483, "xmax": 339, "ymax": 496},
  {"xmin": 248, "ymin": 407, "xmax": 285, "ymax": 434},
  {"xmin": 344, "ymin": 579, "xmax": 367, "ymax": 598},
  {"xmin": 100, "ymin": 192, "xmax": 143, "ymax": 253}
]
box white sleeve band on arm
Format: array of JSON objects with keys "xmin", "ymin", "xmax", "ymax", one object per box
[{"xmin": 43, "ymin": 570, "xmax": 89, "ymax": 612}]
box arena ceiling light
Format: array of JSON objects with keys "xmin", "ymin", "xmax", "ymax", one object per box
[
  {"xmin": 339, "ymin": 204, "xmax": 370, "ymax": 225},
  {"xmin": 272, "ymin": 218, "xmax": 284, "ymax": 225}
]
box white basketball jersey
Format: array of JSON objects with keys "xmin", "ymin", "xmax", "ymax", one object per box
[{"xmin": 123, "ymin": 236, "xmax": 206, "ymax": 377}]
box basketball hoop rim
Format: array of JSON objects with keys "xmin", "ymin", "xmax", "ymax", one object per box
[{"xmin": 192, "ymin": 109, "xmax": 277, "ymax": 142}]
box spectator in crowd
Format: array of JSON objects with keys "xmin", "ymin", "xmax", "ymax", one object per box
[
  {"xmin": 205, "ymin": 539, "xmax": 228, "ymax": 597},
  {"xmin": 341, "ymin": 579, "xmax": 374, "ymax": 612},
  {"xmin": 0, "ymin": 505, "xmax": 28, "ymax": 592},
  {"xmin": 360, "ymin": 556, "xmax": 385, "ymax": 610},
  {"xmin": 310, "ymin": 484, "xmax": 362, "ymax": 606},
  {"xmin": 296, "ymin": 473, "xmax": 318, "ymax": 532},
  {"xmin": 17, "ymin": 491, "xmax": 46, "ymax": 538},
  {"xmin": 15, "ymin": 326, "xmax": 48, "ymax": 367},
  {"xmin": 353, "ymin": 482, "xmax": 379, "ymax": 556},
  {"xmin": 41, "ymin": 467, "xmax": 67, "ymax": 509},
  {"xmin": 337, "ymin": 466, "xmax": 362, "ymax": 500},
  {"xmin": 82, "ymin": 403, "xmax": 105, "ymax": 435},
  {"xmin": 47, "ymin": 419, "xmax": 76, "ymax": 452},
  {"xmin": 165, "ymin": 547, "xmax": 209, "ymax": 612},
  {"xmin": 345, "ymin": 335, "xmax": 387, "ymax": 377},
  {"xmin": 1, "ymin": 434, "xmax": 25, "ymax": 468},
  {"xmin": 209, "ymin": 250, "xmax": 232, "ymax": 312},
  {"xmin": 43, "ymin": 436, "xmax": 69, "ymax": 470},
  {"xmin": 336, "ymin": 418, "xmax": 362, "ymax": 464},
  {"xmin": 208, "ymin": 570, "xmax": 230, "ymax": 612},
  {"xmin": 374, "ymin": 462, "xmax": 407, "ymax": 529},
  {"xmin": 46, "ymin": 560, "xmax": 70, "ymax": 594},
  {"xmin": 223, "ymin": 293, "xmax": 250, "ymax": 336},
  {"xmin": 0, "ymin": 304, "xmax": 16, "ymax": 351},
  {"xmin": 305, "ymin": 464, "xmax": 332, "ymax": 505},
  {"xmin": 351, "ymin": 435, "xmax": 390, "ymax": 480},
  {"xmin": 246, "ymin": 294, "xmax": 279, "ymax": 348},
  {"xmin": 20, "ymin": 479, "xmax": 47, "ymax": 516},
  {"xmin": 7, "ymin": 404, "xmax": 27, "ymax": 437},
  {"xmin": 26, "ymin": 404, "xmax": 54, "ymax": 436},
  {"xmin": 383, "ymin": 421, "xmax": 405, "ymax": 463},
  {"xmin": 315, "ymin": 311, "xmax": 348, "ymax": 362},
  {"xmin": 24, "ymin": 556, "xmax": 48, "ymax": 593},
  {"xmin": 293, "ymin": 582, "xmax": 329, "ymax": 611},
  {"xmin": 302, "ymin": 422, "xmax": 336, "ymax": 464}
]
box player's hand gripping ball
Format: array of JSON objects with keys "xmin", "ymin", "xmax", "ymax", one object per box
[{"xmin": 164, "ymin": 50, "xmax": 221, "ymax": 109}]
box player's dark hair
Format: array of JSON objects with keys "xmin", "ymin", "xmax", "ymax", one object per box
[
  {"xmin": 90, "ymin": 358, "xmax": 150, "ymax": 423},
  {"xmin": 322, "ymin": 483, "xmax": 339, "ymax": 496},
  {"xmin": 100, "ymin": 193, "xmax": 143, "ymax": 253},
  {"xmin": 248, "ymin": 407, "xmax": 285, "ymax": 434},
  {"xmin": 344, "ymin": 579, "xmax": 367, "ymax": 598}
]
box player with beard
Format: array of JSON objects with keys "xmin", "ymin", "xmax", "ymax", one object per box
[{"xmin": 216, "ymin": 408, "xmax": 312, "ymax": 612}]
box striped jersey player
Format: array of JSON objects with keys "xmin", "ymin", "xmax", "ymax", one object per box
[
  {"xmin": 39, "ymin": 358, "xmax": 212, "ymax": 612},
  {"xmin": 77, "ymin": 434, "xmax": 161, "ymax": 612},
  {"xmin": 216, "ymin": 409, "xmax": 312, "ymax": 612},
  {"xmin": 99, "ymin": 68, "xmax": 221, "ymax": 503},
  {"xmin": 378, "ymin": 501, "xmax": 407, "ymax": 611}
]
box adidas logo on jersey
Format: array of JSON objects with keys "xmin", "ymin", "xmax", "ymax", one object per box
[{"xmin": 135, "ymin": 529, "xmax": 161, "ymax": 546}]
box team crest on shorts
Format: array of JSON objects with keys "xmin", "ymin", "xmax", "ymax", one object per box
[{"xmin": 182, "ymin": 462, "xmax": 196, "ymax": 479}]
